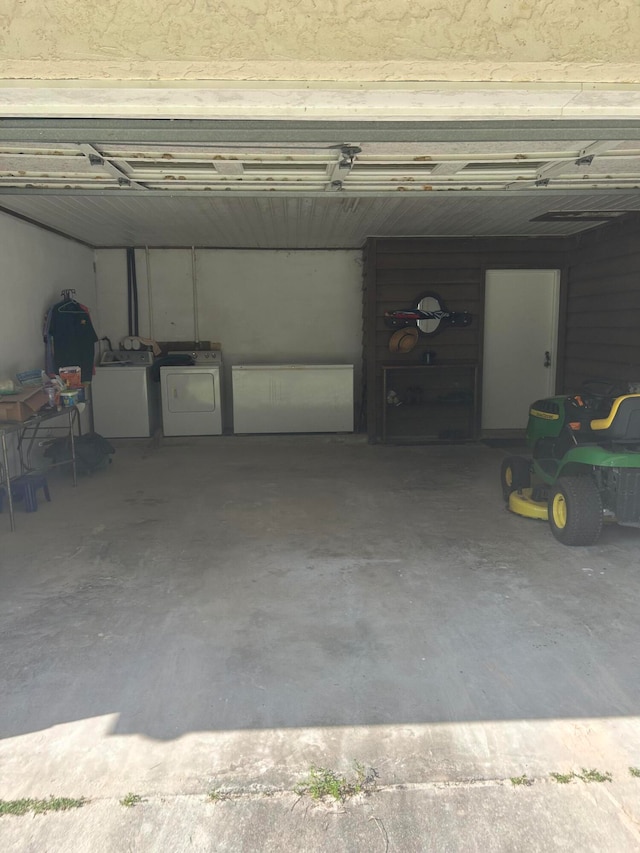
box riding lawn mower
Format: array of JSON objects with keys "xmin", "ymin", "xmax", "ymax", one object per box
[{"xmin": 501, "ymin": 380, "xmax": 640, "ymax": 546}]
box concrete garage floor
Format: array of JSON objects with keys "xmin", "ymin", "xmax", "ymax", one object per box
[{"xmin": 1, "ymin": 435, "xmax": 640, "ymax": 852}]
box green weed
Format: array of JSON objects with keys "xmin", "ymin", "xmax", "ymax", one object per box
[
  {"xmin": 0, "ymin": 796, "xmax": 87, "ymax": 817},
  {"xmin": 119, "ymin": 793, "xmax": 143, "ymax": 807},
  {"xmin": 294, "ymin": 762, "xmax": 377, "ymax": 803},
  {"xmin": 629, "ymin": 767, "xmax": 640, "ymax": 778},
  {"xmin": 550, "ymin": 772, "xmax": 576, "ymax": 784},
  {"xmin": 510, "ymin": 774, "xmax": 533, "ymax": 786},
  {"xmin": 577, "ymin": 768, "xmax": 612, "ymax": 783},
  {"xmin": 550, "ymin": 768, "xmax": 612, "ymax": 784},
  {"xmin": 207, "ymin": 789, "xmax": 231, "ymax": 803}
]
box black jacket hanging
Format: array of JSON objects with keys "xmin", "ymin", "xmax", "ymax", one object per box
[{"xmin": 48, "ymin": 299, "xmax": 98, "ymax": 382}]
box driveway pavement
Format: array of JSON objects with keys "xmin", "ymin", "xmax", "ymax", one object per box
[{"xmin": 1, "ymin": 437, "xmax": 640, "ymax": 851}]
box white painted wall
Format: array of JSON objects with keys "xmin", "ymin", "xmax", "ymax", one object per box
[
  {"xmin": 0, "ymin": 212, "xmax": 96, "ymax": 476},
  {"xmin": 94, "ymin": 248, "xmax": 364, "ymax": 428},
  {"xmin": 0, "ymin": 213, "xmax": 96, "ymax": 378},
  {"xmin": 95, "ymin": 250, "xmax": 152, "ymax": 348}
]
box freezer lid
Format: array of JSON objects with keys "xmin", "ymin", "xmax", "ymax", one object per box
[{"xmin": 232, "ymin": 364, "xmax": 354, "ymax": 370}]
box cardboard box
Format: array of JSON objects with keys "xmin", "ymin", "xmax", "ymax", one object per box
[{"xmin": 0, "ymin": 387, "xmax": 49, "ymax": 422}]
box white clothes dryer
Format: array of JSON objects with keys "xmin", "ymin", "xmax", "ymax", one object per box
[{"xmin": 160, "ymin": 351, "xmax": 223, "ymax": 436}]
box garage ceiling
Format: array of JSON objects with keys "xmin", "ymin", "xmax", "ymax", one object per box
[{"xmin": 1, "ymin": 137, "xmax": 639, "ymax": 247}]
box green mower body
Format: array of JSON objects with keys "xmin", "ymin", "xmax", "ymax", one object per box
[{"xmin": 501, "ymin": 386, "xmax": 640, "ymax": 545}]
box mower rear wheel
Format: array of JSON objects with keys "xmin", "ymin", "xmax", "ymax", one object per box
[
  {"xmin": 500, "ymin": 456, "xmax": 531, "ymax": 503},
  {"xmin": 547, "ymin": 476, "xmax": 603, "ymax": 546}
]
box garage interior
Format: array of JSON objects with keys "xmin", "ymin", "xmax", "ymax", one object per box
[
  {"xmin": 2, "ymin": 117, "xmax": 640, "ymax": 848},
  {"xmin": 3, "ymin": 129, "xmax": 640, "ymax": 438}
]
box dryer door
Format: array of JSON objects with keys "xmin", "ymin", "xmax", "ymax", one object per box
[
  {"xmin": 161, "ymin": 367, "xmax": 222, "ymax": 435},
  {"xmin": 167, "ymin": 371, "xmax": 216, "ymax": 413}
]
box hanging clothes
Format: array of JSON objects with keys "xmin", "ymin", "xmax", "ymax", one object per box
[{"xmin": 45, "ymin": 296, "xmax": 98, "ymax": 382}]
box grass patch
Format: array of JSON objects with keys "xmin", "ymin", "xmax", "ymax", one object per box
[
  {"xmin": 550, "ymin": 769, "xmax": 613, "ymax": 784},
  {"xmin": 294, "ymin": 762, "xmax": 377, "ymax": 803},
  {"xmin": 577, "ymin": 768, "xmax": 612, "ymax": 783},
  {"xmin": 629, "ymin": 767, "xmax": 640, "ymax": 778},
  {"xmin": 0, "ymin": 796, "xmax": 87, "ymax": 817},
  {"xmin": 510, "ymin": 774, "xmax": 533, "ymax": 787},
  {"xmin": 207, "ymin": 789, "xmax": 232, "ymax": 803},
  {"xmin": 550, "ymin": 772, "xmax": 576, "ymax": 784},
  {"xmin": 119, "ymin": 793, "xmax": 143, "ymax": 808}
]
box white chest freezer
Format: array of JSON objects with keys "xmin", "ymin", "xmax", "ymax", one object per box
[{"xmin": 232, "ymin": 364, "xmax": 354, "ymax": 434}]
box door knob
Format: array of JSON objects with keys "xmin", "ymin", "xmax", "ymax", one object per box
[{"xmin": 544, "ymin": 351, "xmax": 551, "ymax": 368}]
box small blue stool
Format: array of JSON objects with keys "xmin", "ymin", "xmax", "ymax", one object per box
[{"xmin": 4, "ymin": 473, "xmax": 51, "ymax": 513}]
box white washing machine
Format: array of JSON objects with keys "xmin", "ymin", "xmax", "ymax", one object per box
[
  {"xmin": 160, "ymin": 350, "xmax": 223, "ymax": 436},
  {"xmin": 93, "ymin": 350, "xmax": 159, "ymax": 438}
]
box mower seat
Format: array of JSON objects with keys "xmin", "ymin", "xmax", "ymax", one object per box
[{"xmin": 590, "ymin": 394, "xmax": 640, "ymax": 442}]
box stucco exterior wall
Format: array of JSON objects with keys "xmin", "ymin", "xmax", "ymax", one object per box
[{"xmin": 1, "ymin": 0, "xmax": 639, "ymax": 82}]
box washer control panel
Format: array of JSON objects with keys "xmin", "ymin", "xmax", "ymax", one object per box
[{"xmin": 168, "ymin": 350, "xmax": 222, "ymax": 364}]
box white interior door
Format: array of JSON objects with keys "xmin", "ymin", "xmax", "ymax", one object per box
[{"xmin": 482, "ymin": 269, "xmax": 560, "ymax": 431}]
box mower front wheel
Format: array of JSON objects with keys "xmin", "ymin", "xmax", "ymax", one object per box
[
  {"xmin": 548, "ymin": 476, "xmax": 603, "ymax": 546},
  {"xmin": 500, "ymin": 456, "xmax": 531, "ymax": 503}
]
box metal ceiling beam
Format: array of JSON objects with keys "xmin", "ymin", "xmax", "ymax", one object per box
[
  {"xmin": 211, "ymin": 161, "xmax": 244, "ymax": 175},
  {"xmin": 1, "ymin": 187, "xmax": 639, "ymax": 200},
  {"xmin": 78, "ymin": 143, "xmax": 146, "ymax": 189},
  {"xmin": 577, "ymin": 139, "xmax": 623, "ymax": 161},
  {"xmin": 505, "ymin": 157, "xmax": 578, "ymax": 189},
  {"xmin": 506, "ymin": 140, "xmax": 623, "ymax": 189},
  {"xmin": 534, "ymin": 140, "xmax": 621, "ymax": 184},
  {"xmin": 535, "ymin": 159, "xmax": 585, "ymax": 184},
  {"xmin": 325, "ymin": 161, "xmax": 352, "ymax": 191},
  {"xmin": 428, "ymin": 162, "xmax": 469, "ymax": 176},
  {"xmin": 3, "ymin": 119, "xmax": 640, "ymax": 145},
  {"xmin": 325, "ymin": 145, "xmax": 361, "ymax": 191}
]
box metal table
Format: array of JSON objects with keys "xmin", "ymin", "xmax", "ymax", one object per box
[{"xmin": 0, "ymin": 405, "xmax": 80, "ymax": 531}]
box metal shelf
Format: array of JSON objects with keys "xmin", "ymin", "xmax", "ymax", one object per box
[{"xmin": 382, "ymin": 363, "xmax": 478, "ymax": 444}]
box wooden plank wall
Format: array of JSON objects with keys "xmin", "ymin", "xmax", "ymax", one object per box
[
  {"xmin": 563, "ymin": 215, "xmax": 640, "ymax": 392},
  {"xmin": 364, "ymin": 236, "xmax": 570, "ymax": 441}
]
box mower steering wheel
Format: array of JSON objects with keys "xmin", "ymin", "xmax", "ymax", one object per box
[{"xmin": 568, "ymin": 394, "xmax": 591, "ymax": 410}]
